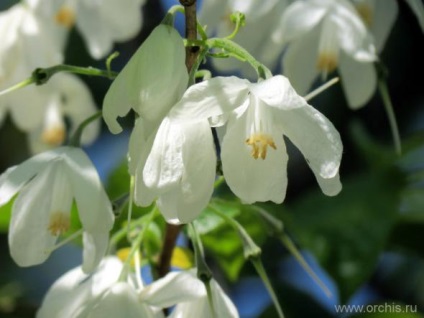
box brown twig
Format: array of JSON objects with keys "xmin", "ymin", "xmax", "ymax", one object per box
[{"xmin": 156, "ymin": 0, "xmax": 199, "ymax": 279}]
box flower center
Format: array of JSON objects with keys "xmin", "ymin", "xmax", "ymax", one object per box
[
  {"xmin": 317, "ymin": 18, "xmax": 339, "ymax": 75},
  {"xmin": 41, "ymin": 126, "xmax": 66, "ymax": 146},
  {"xmin": 48, "ymin": 212, "xmax": 70, "ymax": 236},
  {"xmin": 245, "ymin": 133, "xmax": 276, "ymax": 160},
  {"xmin": 55, "ymin": 6, "xmax": 76, "ymax": 28},
  {"xmin": 41, "ymin": 101, "xmax": 66, "ymax": 146}
]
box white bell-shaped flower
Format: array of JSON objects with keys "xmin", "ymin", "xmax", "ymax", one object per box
[
  {"xmin": 103, "ymin": 23, "xmax": 188, "ymax": 133},
  {"xmin": 25, "ymin": 73, "xmax": 100, "ymax": 154},
  {"xmin": 274, "ymin": 0, "xmax": 378, "ymax": 109},
  {"xmin": 0, "ymin": 146, "xmax": 114, "ymax": 272},
  {"xmin": 32, "ymin": 0, "xmax": 146, "ymax": 59},
  {"xmin": 38, "ymin": 258, "xmax": 206, "ymax": 318},
  {"xmin": 169, "ymin": 75, "xmax": 343, "ymax": 204},
  {"xmin": 131, "ymin": 116, "xmax": 216, "ymax": 224},
  {"xmin": 168, "ymin": 274, "xmax": 239, "ymax": 318},
  {"xmin": 0, "ymin": 2, "xmax": 64, "ymax": 129},
  {"xmin": 103, "ymin": 24, "xmax": 216, "ymax": 224},
  {"xmin": 198, "ymin": 0, "xmax": 289, "ymax": 79}
]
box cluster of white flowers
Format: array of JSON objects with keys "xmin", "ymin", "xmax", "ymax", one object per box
[
  {"xmin": 103, "ymin": 24, "xmax": 343, "ymax": 224},
  {"xmin": 200, "ymin": 0, "xmax": 424, "ymax": 109},
  {"xmin": 3, "ymin": 0, "xmax": 421, "ymax": 316},
  {"xmin": 0, "ymin": 0, "xmax": 146, "ymax": 152},
  {"xmin": 37, "ymin": 257, "xmax": 238, "ymax": 318}
]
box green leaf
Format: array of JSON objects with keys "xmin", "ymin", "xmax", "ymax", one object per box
[
  {"xmin": 200, "ymin": 202, "xmax": 267, "ymax": 281},
  {"xmin": 281, "ymin": 171, "xmax": 402, "ymax": 303},
  {"xmin": 194, "ymin": 198, "xmax": 241, "ymax": 235},
  {"xmin": 106, "ymin": 159, "xmax": 130, "ymax": 200}
]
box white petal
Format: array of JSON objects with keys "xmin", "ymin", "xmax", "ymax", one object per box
[
  {"xmin": 276, "ymin": 105, "xmax": 343, "ymax": 186},
  {"xmin": 315, "ymin": 172, "xmax": 342, "ymax": 196},
  {"xmin": 54, "ymin": 73, "xmax": 100, "ymax": 146},
  {"xmin": 198, "ymin": 0, "xmax": 227, "ymax": 31},
  {"xmin": 282, "ymin": 26, "xmax": 320, "ymax": 95},
  {"xmin": 81, "ymin": 230, "xmax": 110, "ymax": 274},
  {"xmin": 0, "ymin": 150, "xmax": 59, "ymax": 206},
  {"xmin": 132, "ymin": 123, "xmax": 158, "ymax": 207},
  {"xmin": 36, "ymin": 264, "xmax": 92, "ymax": 318},
  {"xmin": 405, "ymin": 0, "xmax": 424, "ymax": 32},
  {"xmin": 8, "ymin": 163, "xmax": 58, "ymax": 267},
  {"xmin": 140, "ymin": 271, "xmax": 205, "ymax": 308},
  {"xmin": 91, "ymin": 282, "xmax": 157, "ymax": 318},
  {"xmin": 62, "ymin": 147, "xmax": 114, "ymax": 232},
  {"xmin": 128, "ymin": 117, "xmax": 146, "ymax": 175},
  {"xmin": 143, "ymin": 117, "xmax": 184, "ymax": 191},
  {"xmin": 371, "ymin": 0, "xmax": 398, "ymax": 52},
  {"xmin": 221, "ymin": 113, "xmax": 288, "ymax": 204},
  {"xmin": 156, "ymin": 119, "xmax": 216, "ymax": 223},
  {"xmin": 170, "ymin": 279, "xmax": 239, "ymax": 318},
  {"xmin": 338, "ymin": 52, "xmax": 377, "ymax": 109},
  {"xmin": 272, "ymin": 0, "xmax": 327, "ymax": 44},
  {"xmin": 250, "ymin": 75, "xmax": 307, "ymax": 110},
  {"xmin": 169, "ymin": 77, "xmax": 250, "ymax": 121},
  {"xmin": 77, "ymin": 0, "xmax": 144, "ymax": 59},
  {"xmin": 37, "ymin": 257, "xmax": 124, "ymax": 318},
  {"xmin": 332, "ymin": 1, "xmax": 377, "ymax": 61},
  {"xmin": 102, "ymin": 25, "xmax": 187, "ymax": 134},
  {"xmin": 7, "ymin": 84, "xmax": 48, "ymax": 131}
]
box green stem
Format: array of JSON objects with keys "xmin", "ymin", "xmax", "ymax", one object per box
[
  {"xmin": 0, "ymin": 77, "xmax": 35, "ymax": 96},
  {"xmin": 206, "ymin": 38, "xmax": 272, "ymax": 79},
  {"xmin": 252, "ymin": 206, "xmax": 331, "ymax": 297},
  {"xmin": 68, "ymin": 111, "xmax": 102, "ymax": 147},
  {"xmin": 34, "ymin": 64, "xmax": 118, "ymax": 85},
  {"xmin": 188, "ymin": 45, "xmax": 209, "ymax": 86},
  {"xmin": 251, "ymin": 258, "xmax": 285, "ymax": 318},
  {"xmin": 188, "ymin": 224, "xmax": 217, "ymax": 318},
  {"xmin": 210, "ymin": 205, "xmax": 285, "ymax": 317},
  {"xmin": 225, "ymin": 12, "xmax": 245, "ymax": 40},
  {"xmin": 209, "ymin": 205, "xmax": 261, "ymax": 259},
  {"xmin": 377, "ymin": 78, "xmax": 402, "ymax": 155},
  {"xmin": 279, "ymin": 234, "xmax": 332, "ymax": 297},
  {"xmin": 118, "ymin": 206, "xmax": 157, "ymax": 281},
  {"xmin": 162, "ymin": 4, "xmax": 185, "ymax": 26},
  {"xmin": 106, "ymin": 51, "xmax": 120, "ymax": 78},
  {"xmin": 214, "ymin": 176, "xmax": 225, "ymax": 189}
]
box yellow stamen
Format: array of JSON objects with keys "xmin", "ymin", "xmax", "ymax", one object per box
[
  {"xmin": 48, "ymin": 212, "xmax": 70, "ymax": 236},
  {"xmin": 41, "ymin": 126, "xmax": 66, "ymax": 146},
  {"xmin": 316, "ymin": 53, "xmax": 338, "ymax": 74},
  {"xmin": 245, "ymin": 133, "xmax": 277, "ymax": 160},
  {"xmin": 55, "ymin": 6, "xmax": 76, "ymax": 28}
]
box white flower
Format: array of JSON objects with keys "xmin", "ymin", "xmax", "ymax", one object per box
[
  {"xmin": 104, "ymin": 24, "xmax": 216, "ymax": 224},
  {"xmin": 103, "ymin": 24, "xmax": 188, "ymax": 133},
  {"xmin": 351, "ymin": 0, "xmax": 423, "ymax": 52},
  {"xmin": 25, "ymin": 73, "xmax": 100, "ymax": 154},
  {"xmin": 133, "ymin": 116, "xmax": 216, "ymax": 224},
  {"xmin": 38, "ymin": 258, "xmax": 206, "ymax": 318},
  {"xmin": 169, "ymin": 75, "xmax": 343, "ymax": 204},
  {"xmin": 0, "ymin": 2, "xmax": 100, "ymax": 150},
  {"xmin": 350, "ymin": 0, "xmax": 399, "ymax": 52},
  {"xmin": 35, "ymin": 0, "xmax": 146, "ymax": 59},
  {"xmin": 0, "ymin": 146, "xmax": 114, "ymax": 272},
  {"xmin": 274, "ymin": 0, "xmax": 378, "ymax": 109},
  {"xmin": 0, "ymin": 2, "xmax": 64, "ymax": 126},
  {"xmin": 198, "ymin": 0, "xmax": 289, "ymax": 79},
  {"xmin": 168, "ymin": 273, "xmax": 239, "ymax": 318}
]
